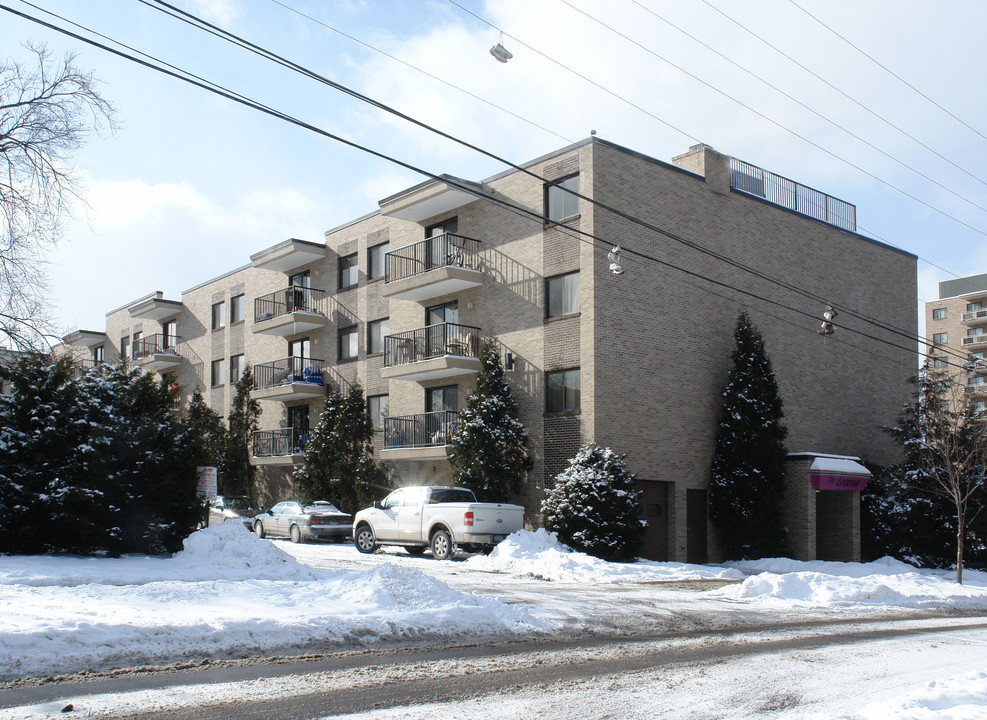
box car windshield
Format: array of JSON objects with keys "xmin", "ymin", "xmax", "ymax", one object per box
[
  {"xmin": 225, "ymin": 497, "xmax": 259, "ymax": 511},
  {"xmin": 305, "ymin": 502, "xmax": 342, "ymax": 514},
  {"xmin": 428, "ymin": 488, "xmax": 476, "ymax": 504}
]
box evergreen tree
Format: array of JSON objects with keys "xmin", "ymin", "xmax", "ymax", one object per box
[
  {"xmin": 186, "ymin": 387, "xmax": 226, "ymax": 471},
  {"xmin": 542, "ymin": 444, "xmax": 645, "ymax": 562},
  {"xmin": 450, "ymin": 338, "xmax": 532, "ymax": 502},
  {"xmin": 708, "ymin": 312, "xmax": 789, "ymax": 560},
  {"xmin": 294, "ymin": 383, "xmax": 387, "ymax": 513},
  {"xmin": 875, "ymin": 355, "xmax": 987, "ymax": 580},
  {"xmin": 220, "ymin": 365, "xmax": 261, "ymax": 498}
]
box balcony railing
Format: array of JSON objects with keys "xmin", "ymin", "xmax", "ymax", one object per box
[
  {"xmin": 132, "ymin": 334, "xmax": 181, "ymax": 360},
  {"xmin": 962, "ymin": 309, "xmax": 987, "ymax": 324},
  {"xmin": 385, "ymin": 233, "xmax": 481, "ymax": 284},
  {"xmin": 254, "ymin": 286, "xmax": 327, "ymax": 323},
  {"xmin": 730, "ymin": 158, "xmax": 856, "ymax": 232},
  {"xmin": 962, "ymin": 336, "xmax": 987, "ymax": 348},
  {"xmin": 384, "ymin": 410, "xmax": 459, "ymax": 449},
  {"xmin": 252, "ymin": 427, "xmax": 308, "ymax": 457},
  {"xmin": 253, "ymin": 357, "xmax": 325, "ymax": 390},
  {"xmin": 383, "ymin": 323, "xmax": 480, "ymax": 368}
]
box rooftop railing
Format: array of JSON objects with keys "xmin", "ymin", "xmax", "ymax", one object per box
[
  {"xmin": 730, "ymin": 158, "xmax": 856, "ymax": 232},
  {"xmin": 385, "ymin": 233, "xmax": 481, "ymax": 284},
  {"xmin": 383, "ymin": 322, "xmax": 480, "ymax": 367}
]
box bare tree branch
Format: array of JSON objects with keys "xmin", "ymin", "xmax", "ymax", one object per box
[{"xmin": 0, "ymin": 43, "xmax": 116, "ymax": 350}]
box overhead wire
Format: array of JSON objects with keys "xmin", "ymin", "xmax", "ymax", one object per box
[{"xmin": 0, "ymin": 1, "xmax": 952, "ymax": 365}]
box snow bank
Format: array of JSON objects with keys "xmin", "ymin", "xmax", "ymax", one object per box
[
  {"xmin": 832, "ymin": 671, "xmax": 987, "ymax": 720},
  {"xmin": 715, "ymin": 557, "xmax": 987, "ymax": 611},
  {"xmin": 0, "ymin": 525, "xmax": 550, "ymax": 680},
  {"xmin": 466, "ymin": 529, "xmax": 743, "ymax": 583}
]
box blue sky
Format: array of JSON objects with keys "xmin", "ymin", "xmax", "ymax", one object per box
[{"xmin": 2, "ymin": 0, "xmax": 985, "ymax": 337}]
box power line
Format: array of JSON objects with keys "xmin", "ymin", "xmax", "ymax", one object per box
[
  {"xmin": 786, "ymin": 0, "xmax": 987, "ymax": 146},
  {"xmin": 1, "ymin": 2, "xmax": 940, "ymax": 365}
]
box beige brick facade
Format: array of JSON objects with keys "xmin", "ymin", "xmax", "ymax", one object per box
[
  {"xmin": 925, "ymin": 274, "xmax": 987, "ymax": 414},
  {"xmin": 59, "ymin": 138, "xmax": 916, "ymax": 561}
]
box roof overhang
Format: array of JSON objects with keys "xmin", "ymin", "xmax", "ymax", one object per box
[
  {"xmin": 61, "ymin": 330, "xmax": 108, "ymax": 348},
  {"xmin": 379, "ymin": 175, "xmax": 482, "ymax": 223},
  {"xmin": 807, "ymin": 456, "xmax": 871, "ymax": 491},
  {"xmin": 250, "ymin": 238, "xmax": 326, "ymax": 273},
  {"xmin": 129, "ymin": 297, "xmax": 182, "ymax": 321}
]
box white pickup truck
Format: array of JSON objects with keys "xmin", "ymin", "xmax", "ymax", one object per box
[{"xmin": 352, "ymin": 486, "xmax": 525, "ymax": 560}]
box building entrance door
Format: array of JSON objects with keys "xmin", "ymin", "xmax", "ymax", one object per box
[{"xmin": 635, "ymin": 481, "xmax": 668, "ymax": 561}]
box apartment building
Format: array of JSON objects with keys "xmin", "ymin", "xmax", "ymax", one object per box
[
  {"xmin": 60, "ymin": 138, "xmax": 917, "ymax": 563},
  {"xmin": 925, "ymin": 273, "xmax": 987, "ymax": 413}
]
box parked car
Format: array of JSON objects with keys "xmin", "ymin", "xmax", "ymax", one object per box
[
  {"xmin": 252, "ymin": 501, "xmax": 352, "ymax": 543},
  {"xmin": 207, "ymin": 495, "xmax": 262, "ymax": 529},
  {"xmin": 352, "ymin": 486, "xmax": 525, "ymax": 559}
]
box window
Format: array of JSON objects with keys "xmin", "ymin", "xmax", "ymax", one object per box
[
  {"xmin": 933, "ymin": 357, "xmax": 948, "ymax": 368},
  {"xmin": 968, "ymin": 302, "xmax": 984, "ymax": 312},
  {"xmin": 162, "ymin": 320, "xmax": 177, "ymax": 350},
  {"xmin": 211, "ymin": 358, "xmax": 225, "ymax": 387},
  {"xmin": 426, "ymin": 385, "xmax": 458, "ymax": 413},
  {"xmin": 426, "ymin": 301, "xmax": 458, "ymax": 326},
  {"xmin": 546, "ymin": 368, "xmax": 580, "ymax": 412},
  {"xmin": 932, "ymin": 307, "xmax": 948, "ymax": 320},
  {"xmin": 288, "ymin": 337, "xmax": 310, "ymax": 359},
  {"xmin": 368, "ymin": 318, "xmax": 389, "ymax": 355},
  {"xmin": 230, "ymin": 294, "xmax": 245, "ymax": 324},
  {"xmin": 230, "ymin": 354, "xmax": 245, "ymax": 384},
  {"xmin": 970, "ymin": 352, "xmax": 984, "ymax": 362},
  {"xmin": 545, "ymin": 174, "xmax": 579, "ymax": 222},
  {"xmin": 970, "ymin": 328, "xmax": 985, "ymax": 337},
  {"xmin": 120, "ymin": 337, "xmax": 129, "ymax": 360},
  {"xmin": 339, "ymin": 253, "xmax": 358, "ymax": 289},
  {"xmin": 368, "ymin": 394, "xmax": 389, "ymax": 429},
  {"xmin": 92, "ymin": 346, "xmax": 104, "ymax": 364},
  {"xmin": 368, "ymin": 242, "xmax": 389, "ymax": 280},
  {"xmin": 338, "ymin": 325, "xmax": 359, "ymax": 362},
  {"xmin": 976, "ymin": 400, "xmax": 987, "ymax": 414},
  {"xmin": 547, "ymin": 271, "xmax": 580, "ymax": 317},
  {"xmin": 933, "ymin": 332, "xmax": 948, "ymax": 344},
  {"xmin": 131, "ymin": 331, "xmax": 143, "ymax": 358},
  {"xmin": 211, "ymin": 301, "xmax": 225, "ymax": 330}
]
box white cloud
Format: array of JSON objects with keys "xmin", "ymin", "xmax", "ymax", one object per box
[{"xmin": 187, "ymin": 0, "xmax": 240, "ymax": 26}]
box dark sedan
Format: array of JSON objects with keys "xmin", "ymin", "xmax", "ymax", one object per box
[{"xmin": 252, "ymin": 501, "xmax": 352, "ymax": 543}]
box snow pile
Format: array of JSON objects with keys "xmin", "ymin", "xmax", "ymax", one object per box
[
  {"xmin": 832, "ymin": 671, "xmax": 987, "ymax": 720},
  {"xmin": 715, "ymin": 557, "xmax": 987, "ymax": 610},
  {"xmin": 0, "ymin": 526, "xmax": 551, "ymax": 680},
  {"xmin": 466, "ymin": 529, "xmax": 743, "ymax": 583}
]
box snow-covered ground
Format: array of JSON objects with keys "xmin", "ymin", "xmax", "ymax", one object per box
[{"xmin": 1, "ymin": 523, "xmax": 986, "ymax": 719}]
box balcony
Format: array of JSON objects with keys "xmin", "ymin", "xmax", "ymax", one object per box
[
  {"xmin": 132, "ymin": 334, "xmax": 183, "ymax": 372},
  {"xmin": 967, "ymin": 384, "xmax": 987, "ymax": 398},
  {"xmin": 251, "ymin": 357, "xmax": 327, "ymax": 402},
  {"xmin": 961, "ymin": 309, "xmax": 987, "ymax": 325},
  {"xmin": 381, "ymin": 410, "xmax": 458, "ymax": 461},
  {"xmin": 251, "ymin": 427, "xmax": 308, "ymax": 466},
  {"xmin": 253, "ymin": 286, "xmax": 330, "ymax": 336},
  {"xmin": 962, "ymin": 335, "xmax": 987, "ymax": 349},
  {"xmin": 381, "ymin": 323, "xmax": 481, "ymax": 382},
  {"xmin": 382, "ymin": 234, "xmax": 483, "ymax": 302}
]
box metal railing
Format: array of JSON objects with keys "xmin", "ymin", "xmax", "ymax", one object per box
[
  {"xmin": 132, "ymin": 333, "xmax": 182, "ymax": 360},
  {"xmin": 961, "ymin": 309, "xmax": 987, "ymax": 323},
  {"xmin": 252, "ymin": 427, "xmax": 308, "ymax": 457},
  {"xmin": 385, "ymin": 233, "xmax": 481, "ymax": 284},
  {"xmin": 383, "ymin": 323, "xmax": 481, "ymax": 367},
  {"xmin": 384, "ymin": 410, "xmax": 460, "ymax": 449},
  {"xmin": 254, "ymin": 286, "xmax": 327, "ymax": 323},
  {"xmin": 729, "ymin": 158, "xmax": 856, "ymax": 232},
  {"xmin": 253, "ymin": 357, "xmax": 325, "ymax": 390},
  {"xmin": 962, "ymin": 336, "xmax": 987, "ymax": 348}
]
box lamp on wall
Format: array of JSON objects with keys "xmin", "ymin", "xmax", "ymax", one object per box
[{"xmin": 504, "ymin": 352, "xmax": 515, "ymax": 371}]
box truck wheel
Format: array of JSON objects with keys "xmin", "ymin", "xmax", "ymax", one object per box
[
  {"xmin": 405, "ymin": 546, "xmax": 427, "ymax": 556},
  {"xmin": 289, "ymin": 524, "xmax": 302, "ymax": 544},
  {"xmin": 354, "ymin": 525, "xmax": 378, "ymax": 554},
  {"xmin": 430, "ymin": 529, "xmax": 456, "ymax": 560},
  {"xmin": 254, "ymin": 521, "xmax": 265, "ymax": 539}
]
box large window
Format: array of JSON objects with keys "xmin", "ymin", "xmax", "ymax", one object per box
[
  {"xmin": 120, "ymin": 337, "xmax": 129, "ymax": 360},
  {"xmin": 547, "ymin": 271, "xmax": 580, "ymax": 317},
  {"xmin": 546, "ymin": 368, "xmax": 580, "ymax": 412},
  {"xmin": 338, "ymin": 326, "xmax": 359, "ymax": 362},
  {"xmin": 545, "ymin": 174, "xmax": 579, "ymax": 222},
  {"xmin": 211, "ymin": 301, "xmax": 225, "ymax": 330},
  {"xmin": 933, "ymin": 332, "xmax": 948, "ymax": 344},
  {"xmin": 162, "ymin": 320, "xmax": 177, "ymax": 349},
  {"xmin": 339, "ymin": 253, "xmax": 358, "ymax": 289},
  {"xmin": 211, "ymin": 358, "xmax": 225, "ymax": 387},
  {"xmin": 93, "ymin": 345, "xmax": 104, "ymax": 364},
  {"xmin": 932, "ymin": 307, "xmax": 948, "ymax": 320},
  {"xmin": 368, "ymin": 318, "xmax": 389, "ymax": 355},
  {"xmin": 368, "ymin": 394, "xmax": 389, "ymax": 429},
  {"xmin": 230, "ymin": 354, "xmax": 245, "ymax": 384},
  {"xmin": 368, "ymin": 242, "xmax": 389, "ymax": 280},
  {"xmin": 230, "ymin": 294, "xmax": 245, "ymax": 324}
]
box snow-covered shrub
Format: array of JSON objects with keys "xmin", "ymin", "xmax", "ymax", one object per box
[{"xmin": 542, "ymin": 444, "xmax": 645, "ymax": 562}]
